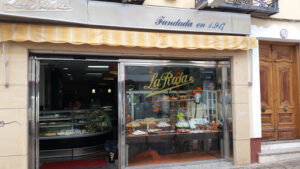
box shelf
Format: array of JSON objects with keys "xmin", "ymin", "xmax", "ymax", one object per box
[
  {"xmin": 73, "ymin": 123, "xmax": 88, "ymax": 126},
  {"xmin": 40, "ymin": 118, "xmax": 72, "ymax": 122},
  {"xmin": 40, "ymin": 124, "xmax": 73, "ymax": 128},
  {"xmin": 39, "ymin": 130, "xmax": 111, "ymax": 140},
  {"xmin": 73, "ymin": 116, "xmax": 90, "ymax": 120},
  {"xmin": 156, "ymin": 99, "xmax": 194, "ymax": 102}
]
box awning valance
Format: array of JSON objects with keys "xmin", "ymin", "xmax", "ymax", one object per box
[{"xmin": 0, "ymin": 23, "xmax": 257, "ymax": 50}]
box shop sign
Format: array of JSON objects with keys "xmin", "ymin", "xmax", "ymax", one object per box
[
  {"xmin": 88, "ymin": 1, "xmax": 251, "ymax": 35},
  {"xmin": 0, "ymin": 1, "xmax": 250, "ymax": 35},
  {"xmin": 144, "ymin": 72, "xmax": 195, "ymax": 97}
]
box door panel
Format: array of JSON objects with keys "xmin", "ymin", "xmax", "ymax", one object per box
[
  {"xmin": 274, "ymin": 62, "xmax": 297, "ymax": 140},
  {"xmin": 260, "ymin": 60, "xmax": 276, "ymax": 140},
  {"xmin": 273, "ymin": 45, "xmax": 294, "ymax": 62},
  {"xmin": 260, "ymin": 44, "xmax": 272, "ymax": 62},
  {"xmin": 260, "ymin": 43, "xmax": 298, "ymax": 141}
]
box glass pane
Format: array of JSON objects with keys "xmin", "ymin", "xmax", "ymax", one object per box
[{"xmin": 124, "ymin": 63, "xmax": 232, "ymax": 166}]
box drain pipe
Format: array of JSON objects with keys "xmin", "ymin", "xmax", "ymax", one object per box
[{"xmin": 2, "ymin": 42, "xmax": 8, "ymax": 88}]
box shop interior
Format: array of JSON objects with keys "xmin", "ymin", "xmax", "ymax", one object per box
[{"xmin": 38, "ymin": 60, "xmax": 118, "ymax": 169}]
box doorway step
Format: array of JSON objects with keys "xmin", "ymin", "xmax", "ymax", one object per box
[{"xmin": 259, "ymin": 139, "xmax": 300, "ymax": 163}]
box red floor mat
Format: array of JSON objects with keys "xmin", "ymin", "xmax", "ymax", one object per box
[{"xmin": 40, "ymin": 158, "xmax": 106, "ymax": 169}]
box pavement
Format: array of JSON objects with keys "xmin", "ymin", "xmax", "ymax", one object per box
[
  {"xmin": 236, "ymin": 158, "xmax": 300, "ymax": 169},
  {"xmin": 79, "ymin": 158, "xmax": 300, "ymax": 169}
]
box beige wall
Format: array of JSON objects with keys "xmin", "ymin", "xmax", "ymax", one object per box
[
  {"xmin": 143, "ymin": 0, "xmax": 195, "ymax": 8},
  {"xmin": 0, "ymin": 43, "xmax": 28, "ymax": 169},
  {"xmin": 271, "ymin": 0, "xmax": 300, "ymax": 20},
  {"xmin": 0, "ymin": 41, "xmax": 252, "ymax": 168}
]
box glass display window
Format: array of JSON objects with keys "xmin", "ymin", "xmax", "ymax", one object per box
[{"xmin": 123, "ymin": 61, "xmax": 232, "ymax": 167}]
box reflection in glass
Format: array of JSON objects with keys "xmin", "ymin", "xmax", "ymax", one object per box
[{"xmin": 125, "ymin": 64, "xmax": 232, "ymax": 166}]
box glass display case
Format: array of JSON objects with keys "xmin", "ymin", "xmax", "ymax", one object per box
[{"xmin": 39, "ymin": 109, "xmax": 112, "ymax": 139}]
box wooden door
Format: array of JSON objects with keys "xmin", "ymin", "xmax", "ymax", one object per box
[{"xmin": 260, "ymin": 43, "xmax": 298, "ymax": 141}]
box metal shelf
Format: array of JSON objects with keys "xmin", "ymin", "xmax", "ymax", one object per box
[
  {"xmin": 40, "ymin": 118, "xmax": 72, "ymax": 122},
  {"xmin": 40, "ymin": 124, "xmax": 73, "ymax": 128},
  {"xmin": 39, "ymin": 130, "xmax": 111, "ymax": 140}
]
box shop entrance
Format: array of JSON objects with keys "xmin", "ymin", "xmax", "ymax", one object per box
[
  {"xmin": 29, "ymin": 57, "xmax": 233, "ymax": 169},
  {"xmin": 260, "ymin": 42, "xmax": 299, "ymax": 141},
  {"xmin": 29, "ymin": 56, "xmax": 119, "ymax": 169}
]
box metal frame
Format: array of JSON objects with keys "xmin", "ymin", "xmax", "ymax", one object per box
[
  {"xmin": 28, "ymin": 57, "xmax": 40, "ymax": 169},
  {"xmin": 28, "ymin": 56, "xmax": 232, "ymax": 169}
]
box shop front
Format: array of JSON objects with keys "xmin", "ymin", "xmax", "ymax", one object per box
[{"xmin": 0, "ymin": 2, "xmax": 257, "ymax": 169}]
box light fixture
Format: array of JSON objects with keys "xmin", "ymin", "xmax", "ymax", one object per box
[
  {"xmin": 91, "ymin": 89, "xmax": 96, "ymax": 94},
  {"xmin": 63, "ymin": 67, "xmax": 69, "ymax": 70},
  {"xmin": 108, "ymin": 88, "xmax": 112, "ymax": 93},
  {"xmin": 86, "ymin": 73, "xmax": 102, "ymax": 76},
  {"xmin": 67, "ymin": 74, "xmax": 72, "ymax": 76},
  {"xmin": 88, "ymin": 65, "xmax": 109, "ymax": 69}
]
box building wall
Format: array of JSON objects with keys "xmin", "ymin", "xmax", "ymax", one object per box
[
  {"xmin": 0, "ymin": 41, "xmax": 253, "ymax": 168},
  {"xmin": 272, "ymin": 0, "xmax": 300, "ymax": 20},
  {"xmin": 143, "ymin": 0, "xmax": 195, "ymax": 8},
  {"xmin": 0, "ymin": 43, "xmax": 28, "ymax": 169}
]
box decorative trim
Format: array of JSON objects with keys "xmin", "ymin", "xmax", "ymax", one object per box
[{"xmin": 3, "ymin": 0, "xmax": 72, "ymax": 11}]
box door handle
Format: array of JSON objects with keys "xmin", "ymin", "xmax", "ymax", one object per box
[
  {"xmin": 284, "ymin": 106, "xmax": 288, "ymax": 112},
  {"xmin": 261, "ymin": 107, "xmax": 266, "ymax": 112}
]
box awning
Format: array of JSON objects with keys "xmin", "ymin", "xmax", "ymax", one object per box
[{"xmin": 0, "ymin": 22, "xmax": 257, "ymax": 50}]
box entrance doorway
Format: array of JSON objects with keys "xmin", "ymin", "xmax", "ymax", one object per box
[
  {"xmin": 259, "ymin": 42, "xmax": 299, "ymax": 141},
  {"xmin": 29, "ymin": 56, "xmax": 119, "ymax": 169}
]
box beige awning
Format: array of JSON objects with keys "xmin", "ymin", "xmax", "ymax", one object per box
[{"xmin": 0, "ymin": 22, "xmax": 257, "ymax": 50}]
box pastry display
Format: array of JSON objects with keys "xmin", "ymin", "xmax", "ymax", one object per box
[{"xmin": 39, "ymin": 109, "xmax": 112, "ymax": 137}]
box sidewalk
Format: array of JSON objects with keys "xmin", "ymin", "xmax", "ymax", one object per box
[
  {"xmin": 236, "ymin": 158, "xmax": 300, "ymax": 169},
  {"xmin": 82, "ymin": 158, "xmax": 300, "ymax": 169}
]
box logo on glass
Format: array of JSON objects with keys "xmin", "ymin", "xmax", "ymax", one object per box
[{"xmin": 144, "ymin": 71, "xmax": 194, "ymax": 97}]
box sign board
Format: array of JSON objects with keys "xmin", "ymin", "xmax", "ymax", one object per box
[
  {"xmin": 88, "ymin": 1, "xmax": 250, "ymax": 35},
  {"xmin": 0, "ymin": 1, "xmax": 250, "ymax": 35}
]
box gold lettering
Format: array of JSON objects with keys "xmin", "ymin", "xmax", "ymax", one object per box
[
  {"xmin": 143, "ymin": 71, "xmax": 195, "ymax": 97},
  {"xmin": 144, "ymin": 73, "xmax": 158, "ymax": 90},
  {"xmin": 182, "ymin": 74, "xmax": 188, "ymax": 83}
]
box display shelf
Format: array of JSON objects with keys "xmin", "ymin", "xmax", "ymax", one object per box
[
  {"xmin": 39, "ymin": 109, "xmax": 112, "ymax": 141},
  {"xmin": 40, "ymin": 118, "xmax": 72, "ymax": 122},
  {"xmin": 73, "ymin": 123, "xmax": 88, "ymax": 126},
  {"xmin": 40, "ymin": 130, "xmax": 111, "ymax": 140},
  {"xmin": 40, "ymin": 124, "xmax": 73, "ymax": 128}
]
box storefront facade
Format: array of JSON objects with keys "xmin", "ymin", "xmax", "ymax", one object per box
[{"xmin": 0, "ymin": 1, "xmax": 257, "ymax": 169}]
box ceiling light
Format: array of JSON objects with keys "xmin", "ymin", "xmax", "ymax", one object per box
[
  {"xmin": 63, "ymin": 68, "xmax": 69, "ymax": 70},
  {"xmin": 67, "ymin": 74, "xmax": 72, "ymax": 76},
  {"xmin": 88, "ymin": 65, "xmax": 109, "ymax": 69},
  {"xmin": 86, "ymin": 73, "xmax": 102, "ymax": 76}
]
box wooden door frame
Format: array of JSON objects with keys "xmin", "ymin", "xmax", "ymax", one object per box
[{"xmin": 259, "ymin": 41, "xmax": 300, "ymax": 139}]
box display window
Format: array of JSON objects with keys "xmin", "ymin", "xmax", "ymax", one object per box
[{"xmin": 124, "ymin": 61, "xmax": 232, "ymax": 166}]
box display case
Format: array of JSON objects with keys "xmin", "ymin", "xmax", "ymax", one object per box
[
  {"xmin": 39, "ymin": 109, "xmax": 112, "ymax": 159},
  {"xmin": 126, "ymin": 90, "xmax": 221, "ymax": 136},
  {"xmin": 40, "ymin": 109, "xmax": 112, "ymax": 139}
]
